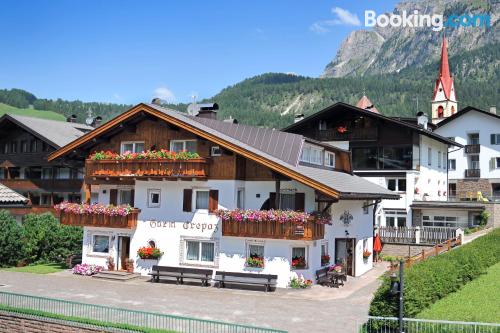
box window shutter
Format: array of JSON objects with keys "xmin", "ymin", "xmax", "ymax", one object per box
[
  {"xmin": 109, "ymin": 189, "xmax": 118, "ymax": 206},
  {"xmin": 183, "ymin": 189, "xmax": 192, "ymax": 212},
  {"xmin": 130, "ymin": 189, "xmax": 135, "ymax": 207},
  {"xmin": 491, "ymin": 134, "xmax": 496, "ymax": 145},
  {"xmin": 209, "ymin": 190, "xmax": 219, "ymax": 213},
  {"xmin": 295, "ymin": 193, "xmax": 305, "ymax": 212},
  {"xmin": 269, "ymin": 192, "xmax": 276, "ymax": 209},
  {"xmin": 491, "ymin": 158, "xmax": 496, "ymax": 170}
]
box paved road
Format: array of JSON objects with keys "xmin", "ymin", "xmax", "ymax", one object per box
[{"xmin": 0, "ymin": 263, "xmax": 387, "ymax": 333}]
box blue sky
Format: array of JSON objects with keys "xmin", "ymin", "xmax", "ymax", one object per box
[{"xmin": 0, "ymin": 0, "xmax": 398, "ymax": 104}]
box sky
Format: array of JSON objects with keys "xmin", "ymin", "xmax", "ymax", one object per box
[{"xmin": 0, "ymin": 0, "xmax": 398, "ymax": 104}]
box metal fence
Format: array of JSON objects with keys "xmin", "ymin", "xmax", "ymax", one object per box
[
  {"xmin": 0, "ymin": 291, "xmax": 287, "ymax": 333},
  {"xmin": 359, "ymin": 316, "xmax": 500, "ymax": 333}
]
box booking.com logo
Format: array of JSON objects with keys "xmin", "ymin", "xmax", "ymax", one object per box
[{"xmin": 365, "ymin": 10, "xmax": 491, "ymax": 31}]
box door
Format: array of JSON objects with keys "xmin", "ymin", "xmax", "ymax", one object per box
[
  {"xmin": 117, "ymin": 236, "xmax": 131, "ymax": 271},
  {"xmin": 335, "ymin": 238, "xmax": 355, "ymax": 276}
]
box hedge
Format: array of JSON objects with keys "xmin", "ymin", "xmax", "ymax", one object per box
[{"xmin": 369, "ymin": 228, "xmax": 500, "ymax": 318}]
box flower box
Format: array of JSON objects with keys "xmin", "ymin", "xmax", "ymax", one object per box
[
  {"xmin": 321, "ymin": 255, "xmax": 330, "ymax": 266},
  {"xmin": 89, "ymin": 149, "xmax": 201, "ymax": 161},
  {"xmin": 291, "ymin": 256, "xmax": 307, "ymax": 269},
  {"xmin": 245, "ymin": 256, "xmax": 264, "ymax": 268},
  {"xmin": 363, "ymin": 250, "xmax": 372, "ymax": 259},
  {"xmin": 137, "ymin": 246, "xmax": 163, "ymax": 260}
]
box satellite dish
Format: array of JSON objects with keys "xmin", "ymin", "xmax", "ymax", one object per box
[{"xmin": 187, "ymin": 94, "xmax": 199, "ymax": 116}]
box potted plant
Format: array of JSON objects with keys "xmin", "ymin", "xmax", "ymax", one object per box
[
  {"xmin": 362, "ymin": 250, "xmax": 372, "ymax": 261},
  {"xmin": 291, "ymin": 256, "xmax": 307, "ymax": 269},
  {"xmin": 137, "ymin": 246, "xmax": 163, "ymax": 260},
  {"xmin": 246, "ymin": 256, "xmax": 264, "ymax": 268},
  {"xmin": 125, "ymin": 258, "xmax": 134, "ymax": 273},
  {"xmin": 289, "ymin": 275, "xmax": 313, "ymax": 289},
  {"xmin": 321, "ymin": 254, "xmax": 330, "ymax": 266},
  {"xmin": 106, "ymin": 256, "xmax": 115, "ymax": 271}
]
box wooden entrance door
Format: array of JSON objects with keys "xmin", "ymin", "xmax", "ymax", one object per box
[
  {"xmin": 335, "ymin": 238, "xmax": 355, "ymax": 276},
  {"xmin": 117, "ymin": 236, "xmax": 131, "ymax": 270}
]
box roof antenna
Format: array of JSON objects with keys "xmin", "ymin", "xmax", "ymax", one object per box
[
  {"xmin": 187, "ymin": 94, "xmax": 198, "ymax": 116},
  {"xmin": 85, "ymin": 108, "xmax": 94, "ymax": 126}
]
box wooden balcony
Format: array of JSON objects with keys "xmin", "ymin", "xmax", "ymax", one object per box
[
  {"xmin": 85, "ymin": 158, "xmax": 209, "ymax": 181},
  {"xmin": 0, "ymin": 179, "xmax": 83, "ymax": 192},
  {"xmin": 59, "ymin": 209, "xmax": 140, "ymax": 229},
  {"xmin": 317, "ymin": 127, "xmax": 378, "ymax": 141},
  {"xmin": 465, "ymin": 144, "xmax": 480, "ymax": 154},
  {"xmin": 465, "ymin": 169, "xmax": 481, "ymax": 178},
  {"xmin": 221, "ymin": 220, "xmax": 325, "ymax": 241}
]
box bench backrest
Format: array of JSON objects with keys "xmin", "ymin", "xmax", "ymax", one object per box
[
  {"xmin": 152, "ymin": 265, "xmax": 212, "ymax": 275},
  {"xmin": 215, "ymin": 271, "xmax": 277, "ymax": 281},
  {"xmin": 152, "ymin": 265, "xmax": 184, "ymax": 273},
  {"xmin": 181, "ymin": 267, "xmax": 212, "ymax": 275},
  {"xmin": 315, "ymin": 267, "xmax": 328, "ymax": 279}
]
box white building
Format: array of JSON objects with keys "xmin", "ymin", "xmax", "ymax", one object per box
[{"xmin": 48, "ymin": 102, "xmax": 397, "ymax": 288}]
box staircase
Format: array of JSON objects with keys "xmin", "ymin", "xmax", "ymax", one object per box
[{"xmin": 92, "ymin": 270, "xmax": 141, "ymax": 282}]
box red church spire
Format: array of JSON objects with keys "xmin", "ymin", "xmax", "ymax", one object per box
[{"xmin": 433, "ymin": 33, "xmax": 454, "ymax": 100}]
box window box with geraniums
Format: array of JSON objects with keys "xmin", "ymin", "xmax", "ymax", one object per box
[
  {"xmin": 363, "ymin": 250, "xmax": 372, "ymax": 260},
  {"xmin": 291, "ymin": 256, "xmax": 307, "ymax": 269},
  {"xmin": 89, "ymin": 149, "xmax": 201, "ymax": 161},
  {"xmin": 246, "ymin": 256, "xmax": 264, "ymax": 268},
  {"xmin": 137, "ymin": 246, "xmax": 163, "ymax": 260},
  {"xmin": 321, "ymin": 254, "xmax": 330, "ymax": 266}
]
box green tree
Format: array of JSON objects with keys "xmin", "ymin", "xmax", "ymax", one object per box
[{"xmin": 0, "ymin": 210, "xmax": 25, "ymax": 267}]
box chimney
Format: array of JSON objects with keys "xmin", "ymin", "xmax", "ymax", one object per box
[
  {"xmin": 490, "ymin": 106, "xmax": 497, "ymax": 115},
  {"xmin": 93, "ymin": 116, "xmax": 103, "ymax": 128},
  {"xmin": 223, "ymin": 116, "xmax": 238, "ymax": 124},
  {"xmin": 151, "ymin": 98, "xmax": 162, "ymax": 105},
  {"xmin": 66, "ymin": 114, "xmax": 77, "ymax": 123},
  {"xmin": 416, "ymin": 111, "xmax": 428, "ymax": 130},
  {"xmin": 195, "ymin": 103, "xmax": 219, "ymax": 120},
  {"xmin": 294, "ymin": 114, "xmax": 304, "ymax": 123}
]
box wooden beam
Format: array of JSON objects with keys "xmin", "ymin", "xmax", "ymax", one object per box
[{"xmin": 275, "ymin": 178, "xmax": 281, "ymax": 209}]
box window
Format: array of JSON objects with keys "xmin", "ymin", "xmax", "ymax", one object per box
[
  {"xmin": 448, "ymin": 159, "xmax": 456, "ymax": 171},
  {"xmin": 491, "ymin": 134, "xmax": 500, "ymax": 145},
  {"xmin": 211, "ymin": 146, "xmax": 222, "ymax": 156},
  {"xmin": 41, "ymin": 193, "xmax": 51, "ymax": 205},
  {"xmin": 148, "ymin": 189, "xmax": 161, "ymax": 208},
  {"xmin": 69, "ymin": 168, "xmax": 80, "ymax": 179},
  {"xmin": 325, "ymin": 152, "xmax": 335, "ymax": 168},
  {"xmin": 291, "ymin": 247, "xmax": 307, "ymax": 269},
  {"xmin": 30, "ymin": 139, "xmax": 37, "ymax": 152},
  {"xmin": 381, "ymin": 146, "xmax": 412, "ymax": 170},
  {"xmin": 120, "ymin": 141, "xmax": 145, "ymax": 154},
  {"xmin": 279, "ymin": 191, "xmax": 296, "ymax": 210},
  {"xmin": 449, "ymin": 183, "xmax": 457, "ymax": 197},
  {"xmin": 20, "ymin": 141, "xmax": 28, "ymax": 153},
  {"xmin": 422, "ymin": 215, "xmax": 463, "ymax": 228},
  {"xmin": 495, "ymin": 157, "xmax": 500, "ymax": 169},
  {"xmin": 237, "ymin": 188, "xmax": 245, "ymax": 209},
  {"xmin": 470, "ymin": 155, "xmax": 480, "ymax": 169},
  {"xmin": 442, "ymin": 153, "xmax": 447, "ymax": 169},
  {"xmin": 300, "ymin": 145, "xmax": 323, "ymax": 165},
  {"xmin": 10, "ymin": 141, "xmax": 17, "ymax": 154},
  {"xmin": 2, "ymin": 143, "xmax": 8, "ymax": 154},
  {"xmin": 437, "ymin": 106, "xmax": 444, "ymax": 118},
  {"xmin": 92, "ymin": 235, "xmax": 110, "ymax": 253},
  {"xmin": 119, "ymin": 189, "xmax": 133, "ymax": 205},
  {"xmin": 320, "ymin": 242, "xmax": 329, "ymax": 266},
  {"xmin": 363, "ymin": 201, "xmax": 369, "ymax": 214},
  {"xmin": 352, "ymin": 147, "xmax": 378, "ymax": 169},
  {"xmin": 387, "ymin": 179, "xmax": 406, "ymax": 192},
  {"xmin": 170, "ymin": 140, "xmax": 197, "ymax": 153},
  {"xmin": 247, "ymin": 243, "xmax": 264, "ymax": 259},
  {"xmin": 385, "ymin": 210, "xmax": 406, "ymax": 227},
  {"xmin": 427, "ymin": 147, "xmax": 432, "ymax": 166},
  {"xmin": 468, "ymin": 133, "xmax": 479, "ymax": 145},
  {"xmin": 438, "ymin": 151, "xmax": 442, "ymax": 168},
  {"xmin": 185, "ymin": 240, "xmax": 215, "ymax": 263},
  {"xmin": 318, "ymin": 120, "xmax": 327, "ymax": 131},
  {"xmin": 492, "ymin": 184, "xmax": 500, "ymax": 198},
  {"xmin": 195, "ymin": 190, "xmax": 209, "ymax": 210}
]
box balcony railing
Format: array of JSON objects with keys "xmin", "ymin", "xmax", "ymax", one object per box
[
  {"xmin": 465, "ymin": 144, "xmax": 480, "ymax": 154},
  {"xmin": 465, "ymin": 169, "xmax": 481, "ymax": 178},
  {"xmin": 221, "ymin": 220, "xmax": 325, "ymax": 241},
  {"xmin": 59, "ymin": 209, "xmax": 140, "ymax": 229},
  {"xmin": 0, "ymin": 179, "xmax": 83, "ymax": 192},
  {"xmin": 85, "ymin": 158, "xmax": 209, "ymax": 179},
  {"xmin": 317, "ymin": 127, "xmax": 378, "ymax": 141}
]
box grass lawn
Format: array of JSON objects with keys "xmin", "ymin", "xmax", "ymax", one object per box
[
  {"xmin": 0, "ymin": 103, "xmax": 65, "ymax": 121},
  {"xmin": 417, "ymin": 261, "xmax": 500, "ymax": 323},
  {"xmin": 1, "ymin": 263, "xmax": 67, "ymax": 274}
]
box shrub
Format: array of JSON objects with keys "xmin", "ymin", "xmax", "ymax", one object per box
[
  {"xmin": 369, "ymin": 228, "xmax": 500, "ymax": 318},
  {"xmin": 0, "ymin": 210, "xmax": 25, "ymax": 267}
]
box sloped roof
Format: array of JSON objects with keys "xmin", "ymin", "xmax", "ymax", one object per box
[
  {"xmin": 436, "ymin": 106, "xmax": 500, "ymax": 128},
  {"xmin": 0, "ymin": 114, "xmax": 93, "ymax": 148},
  {"xmin": 0, "ymin": 184, "xmax": 28, "ymax": 205},
  {"xmin": 356, "ymin": 95, "xmax": 379, "ymax": 114},
  {"xmin": 49, "ymin": 103, "xmax": 398, "ymax": 200}
]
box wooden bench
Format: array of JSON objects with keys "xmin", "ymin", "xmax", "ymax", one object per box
[
  {"xmin": 213, "ymin": 271, "xmax": 277, "ymax": 292},
  {"xmin": 315, "ymin": 267, "xmax": 331, "ymax": 286},
  {"xmin": 315, "ymin": 267, "xmax": 347, "ymax": 288},
  {"xmin": 149, "ymin": 266, "xmax": 212, "ymax": 286}
]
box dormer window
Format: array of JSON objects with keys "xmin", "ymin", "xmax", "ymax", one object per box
[
  {"xmin": 319, "ymin": 120, "xmax": 327, "ymax": 131},
  {"xmin": 120, "ymin": 141, "xmax": 144, "ymax": 154},
  {"xmin": 325, "ymin": 152, "xmax": 336, "ymax": 168},
  {"xmin": 300, "ymin": 144, "xmax": 323, "ymax": 165},
  {"xmin": 170, "ymin": 140, "xmax": 197, "ymax": 153}
]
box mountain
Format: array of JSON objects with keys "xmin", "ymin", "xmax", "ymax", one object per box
[
  {"xmin": 0, "ymin": 103, "xmax": 66, "ymax": 121},
  {"xmin": 322, "ymin": 0, "xmax": 499, "ymax": 78}
]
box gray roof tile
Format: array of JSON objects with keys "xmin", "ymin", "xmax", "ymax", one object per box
[{"xmin": 0, "ymin": 184, "xmax": 28, "ymax": 204}]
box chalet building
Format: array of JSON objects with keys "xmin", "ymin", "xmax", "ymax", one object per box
[
  {"xmin": 48, "ymin": 102, "xmax": 397, "ymax": 287},
  {"xmin": 0, "ymin": 114, "xmax": 93, "ymax": 218},
  {"xmin": 283, "ymin": 102, "xmax": 461, "ymax": 229}
]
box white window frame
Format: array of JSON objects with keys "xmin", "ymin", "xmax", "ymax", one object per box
[
  {"xmin": 290, "ymin": 246, "xmax": 308, "ymax": 270},
  {"xmin": 91, "ymin": 234, "xmax": 111, "ymax": 255},
  {"xmin": 300, "ymin": 144, "xmax": 323, "ymax": 165},
  {"xmin": 385, "ymin": 210, "xmax": 407, "ymax": 228},
  {"xmin": 387, "ymin": 178, "xmax": 406, "ymax": 192},
  {"xmin": 324, "ymin": 151, "xmax": 336, "ymax": 168},
  {"xmin": 211, "ymin": 146, "xmax": 222, "ymax": 156},
  {"xmin": 170, "ymin": 140, "xmax": 196, "ymax": 152},
  {"xmin": 236, "ymin": 188, "xmax": 245, "ymax": 209},
  {"xmin": 246, "ymin": 240, "xmax": 265, "ymax": 259},
  {"xmin": 118, "ymin": 189, "xmax": 133, "ymax": 206},
  {"xmin": 194, "ymin": 189, "xmax": 210, "ymax": 210},
  {"xmin": 184, "ymin": 239, "xmax": 216, "ymax": 264},
  {"xmin": 120, "ymin": 141, "xmax": 145, "ymax": 154},
  {"xmin": 448, "ymin": 159, "xmax": 456, "ymax": 171},
  {"xmin": 147, "ymin": 189, "xmax": 161, "ymax": 208}
]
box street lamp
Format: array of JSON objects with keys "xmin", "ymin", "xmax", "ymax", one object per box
[{"xmin": 390, "ymin": 259, "xmax": 404, "ymax": 333}]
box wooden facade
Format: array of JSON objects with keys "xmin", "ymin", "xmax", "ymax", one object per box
[
  {"xmin": 59, "ymin": 209, "xmax": 140, "ymax": 229},
  {"xmin": 222, "ymin": 220, "xmax": 325, "ymax": 241}
]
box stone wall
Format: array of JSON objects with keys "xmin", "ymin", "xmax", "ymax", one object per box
[
  {"xmin": 456, "ymin": 179, "xmax": 492, "ymax": 198},
  {"xmin": 0, "ymin": 312, "xmax": 111, "ymax": 333},
  {"xmin": 485, "ymin": 202, "xmax": 500, "ymax": 228},
  {"xmin": 380, "ymin": 243, "xmax": 433, "ymax": 258}
]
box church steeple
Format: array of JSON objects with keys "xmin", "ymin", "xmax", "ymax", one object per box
[{"xmin": 431, "ymin": 33, "xmax": 457, "ymax": 124}]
